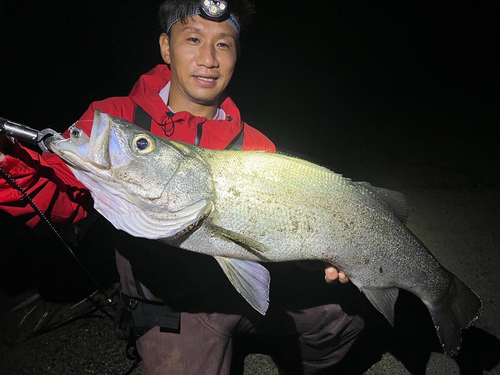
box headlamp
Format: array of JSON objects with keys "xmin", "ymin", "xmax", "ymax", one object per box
[
  {"xmin": 166, "ymin": 0, "xmax": 240, "ymax": 35},
  {"xmin": 200, "ymin": 0, "xmax": 230, "ymax": 21}
]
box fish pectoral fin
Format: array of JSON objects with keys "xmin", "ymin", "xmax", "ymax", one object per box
[
  {"xmin": 205, "ymin": 221, "xmax": 270, "ymax": 255},
  {"xmin": 214, "ymin": 256, "xmax": 270, "ymax": 315},
  {"xmin": 362, "ymin": 287, "xmax": 399, "ymax": 326}
]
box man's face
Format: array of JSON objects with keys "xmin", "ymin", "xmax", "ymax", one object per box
[{"xmin": 160, "ymin": 15, "xmax": 238, "ymax": 109}]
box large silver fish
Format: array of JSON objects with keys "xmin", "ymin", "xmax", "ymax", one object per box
[{"xmin": 48, "ymin": 111, "xmax": 481, "ymax": 356}]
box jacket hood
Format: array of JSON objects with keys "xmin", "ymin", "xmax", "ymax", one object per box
[{"xmin": 128, "ymin": 64, "xmax": 244, "ymax": 143}]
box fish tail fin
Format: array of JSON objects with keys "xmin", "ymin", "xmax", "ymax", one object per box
[{"xmin": 426, "ymin": 275, "xmax": 482, "ymax": 356}]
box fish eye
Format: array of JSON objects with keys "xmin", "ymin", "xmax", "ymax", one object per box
[{"xmin": 132, "ymin": 134, "xmax": 155, "ymax": 154}]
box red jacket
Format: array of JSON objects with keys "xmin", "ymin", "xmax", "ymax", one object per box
[{"xmin": 0, "ymin": 65, "xmax": 276, "ymax": 227}]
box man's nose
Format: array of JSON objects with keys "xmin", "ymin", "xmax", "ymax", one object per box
[{"xmin": 196, "ymin": 43, "xmax": 219, "ymax": 68}]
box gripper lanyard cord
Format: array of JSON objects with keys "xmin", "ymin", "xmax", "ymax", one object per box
[
  {"xmin": 0, "ymin": 165, "xmax": 113, "ymax": 315},
  {"xmin": 0, "ymin": 165, "xmax": 141, "ymax": 371}
]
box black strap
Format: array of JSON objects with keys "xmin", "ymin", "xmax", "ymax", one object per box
[
  {"xmin": 225, "ymin": 128, "xmax": 244, "ymax": 151},
  {"xmin": 133, "ymin": 105, "xmax": 152, "ymax": 131},
  {"xmin": 115, "ymin": 293, "xmax": 181, "ymax": 340},
  {"xmin": 195, "ymin": 122, "xmax": 203, "ymax": 146}
]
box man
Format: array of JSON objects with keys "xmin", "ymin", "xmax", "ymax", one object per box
[{"xmin": 0, "ymin": 1, "xmax": 362, "ymax": 373}]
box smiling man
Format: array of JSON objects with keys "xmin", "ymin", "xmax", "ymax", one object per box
[
  {"xmin": 0, "ymin": 1, "xmax": 361, "ymax": 374},
  {"xmin": 161, "ymin": 16, "xmax": 238, "ymax": 116}
]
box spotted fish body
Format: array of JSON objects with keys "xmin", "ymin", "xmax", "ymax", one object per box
[{"xmin": 48, "ymin": 111, "xmax": 482, "ymax": 356}]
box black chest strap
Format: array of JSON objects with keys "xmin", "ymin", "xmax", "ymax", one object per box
[
  {"xmin": 133, "ymin": 105, "xmax": 152, "ymax": 132},
  {"xmin": 133, "ymin": 104, "xmax": 244, "ymax": 151},
  {"xmin": 225, "ymin": 128, "xmax": 244, "ymax": 151}
]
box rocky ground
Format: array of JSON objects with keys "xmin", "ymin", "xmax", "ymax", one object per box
[{"xmin": 1, "ymin": 150, "xmax": 499, "ymax": 375}]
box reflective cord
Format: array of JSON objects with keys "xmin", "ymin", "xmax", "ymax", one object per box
[{"xmin": 160, "ymin": 111, "xmax": 176, "ymax": 137}]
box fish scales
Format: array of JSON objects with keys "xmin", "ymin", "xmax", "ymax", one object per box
[
  {"xmin": 202, "ymin": 149, "xmax": 344, "ymax": 259},
  {"xmin": 200, "ymin": 148, "xmax": 449, "ymax": 291}
]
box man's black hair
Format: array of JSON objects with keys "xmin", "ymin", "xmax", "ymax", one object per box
[{"xmin": 158, "ymin": 0, "xmax": 255, "ymax": 38}]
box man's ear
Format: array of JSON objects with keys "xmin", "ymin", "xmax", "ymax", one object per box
[{"xmin": 159, "ymin": 33, "xmax": 171, "ymax": 64}]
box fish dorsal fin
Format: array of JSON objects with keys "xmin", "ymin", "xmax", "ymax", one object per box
[
  {"xmin": 205, "ymin": 220, "xmax": 270, "ymax": 255},
  {"xmin": 214, "ymin": 256, "xmax": 270, "ymax": 315},
  {"xmin": 354, "ymin": 182, "xmax": 409, "ymax": 223},
  {"xmin": 362, "ymin": 287, "xmax": 399, "ymax": 326},
  {"xmin": 274, "ymin": 151, "xmax": 341, "ymax": 175}
]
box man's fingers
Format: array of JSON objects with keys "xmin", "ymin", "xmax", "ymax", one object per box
[
  {"xmin": 337, "ymin": 271, "xmax": 349, "ymax": 284},
  {"xmin": 325, "ymin": 265, "xmax": 349, "ymax": 284},
  {"xmin": 325, "ymin": 266, "xmax": 338, "ymax": 283}
]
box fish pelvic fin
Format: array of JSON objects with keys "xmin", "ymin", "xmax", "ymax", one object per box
[
  {"xmin": 425, "ymin": 275, "xmax": 482, "ymax": 356},
  {"xmin": 214, "ymin": 256, "xmax": 270, "ymax": 315},
  {"xmin": 205, "ymin": 220, "xmax": 271, "ymax": 256},
  {"xmin": 362, "ymin": 287, "xmax": 399, "ymax": 327}
]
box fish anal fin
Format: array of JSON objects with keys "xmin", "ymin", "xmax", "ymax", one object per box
[
  {"xmin": 214, "ymin": 256, "xmax": 270, "ymax": 315},
  {"xmin": 362, "ymin": 287, "xmax": 399, "ymax": 326}
]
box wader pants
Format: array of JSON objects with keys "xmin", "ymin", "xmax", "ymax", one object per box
[
  {"xmin": 116, "ymin": 252, "xmax": 364, "ymax": 375},
  {"xmin": 136, "ymin": 305, "xmax": 363, "ymax": 375}
]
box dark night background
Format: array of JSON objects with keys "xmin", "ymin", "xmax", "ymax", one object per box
[
  {"xmin": 1, "ymin": 1, "xmax": 500, "ymax": 374},
  {"xmin": 0, "ymin": 0, "xmax": 498, "ymax": 180}
]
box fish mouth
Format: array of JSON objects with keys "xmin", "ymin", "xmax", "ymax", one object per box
[
  {"xmin": 47, "ymin": 127, "xmax": 92, "ymax": 169},
  {"xmin": 49, "ymin": 111, "xmax": 131, "ymax": 175}
]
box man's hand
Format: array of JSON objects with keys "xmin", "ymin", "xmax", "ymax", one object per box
[
  {"xmin": 297, "ymin": 261, "xmax": 349, "ymax": 284},
  {"xmin": 325, "ymin": 265, "xmax": 349, "ymax": 284}
]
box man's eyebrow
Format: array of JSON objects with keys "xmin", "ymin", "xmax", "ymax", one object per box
[
  {"xmin": 218, "ymin": 32, "xmax": 237, "ymax": 41},
  {"xmin": 180, "ymin": 26, "xmax": 202, "ymax": 34},
  {"xmin": 179, "ymin": 26, "xmax": 236, "ymax": 40}
]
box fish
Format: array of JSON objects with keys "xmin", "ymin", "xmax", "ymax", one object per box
[{"xmin": 47, "ymin": 110, "xmax": 482, "ymax": 356}]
